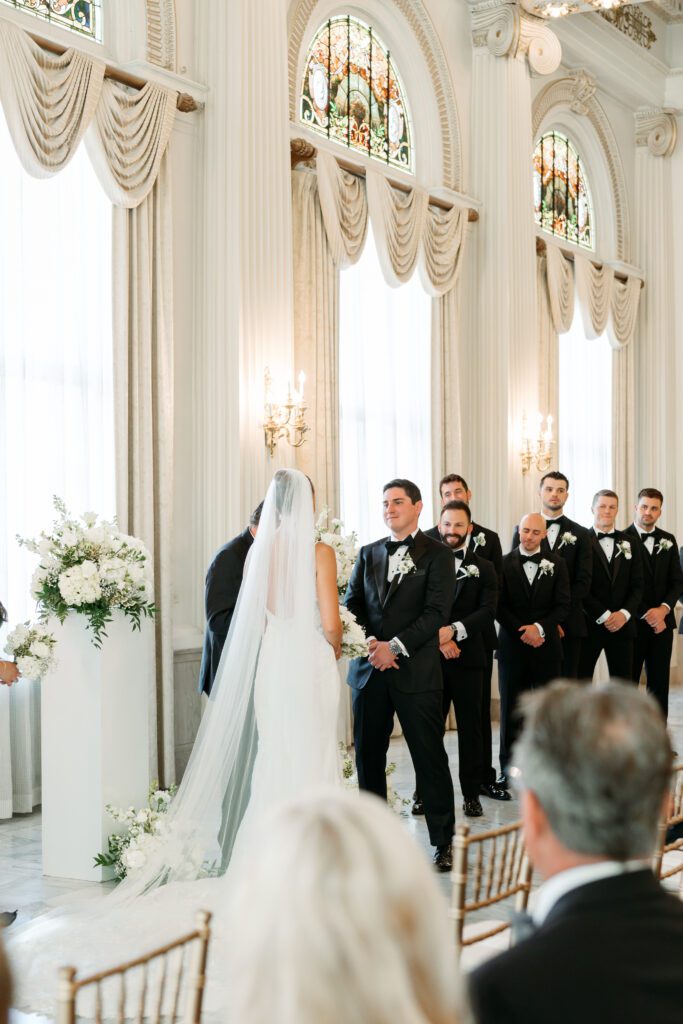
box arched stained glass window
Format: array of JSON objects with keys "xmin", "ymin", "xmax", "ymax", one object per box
[
  {"xmin": 300, "ymin": 16, "xmax": 413, "ymax": 173},
  {"xmin": 533, "ymin": 132, "xmax": 593, "ymax": 250},
  {"xmin": 0, "ymin": 0, "xmax": 102, "ymax": 42}
]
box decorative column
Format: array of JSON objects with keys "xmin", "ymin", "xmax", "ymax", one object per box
[
  {"xmin": 193, "ymin": 0, "xmax": 295, "ymax": 604},
  {"xmin": 633, "ymin": 108, "xmax": 678, "ymax": 532},
  {"xmin": 464, "ymin": 0, "xmax": 561, "ymax": 541}
]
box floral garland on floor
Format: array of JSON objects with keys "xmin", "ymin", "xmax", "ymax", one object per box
[
  {"xmin": 340, "ymin": 744, "xmax": 409, "ymax": 813},
  {"xmin": 94, "ymin": 782, "xmax": 177, "ymax": 880}
]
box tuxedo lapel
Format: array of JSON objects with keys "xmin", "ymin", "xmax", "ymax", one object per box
[
  {"xmin": 382, "ymin": 531, "xmax": 427, "ymax": 608},
  {"xmin": 373, "ymin": 542, "xmax": 389, "ymax": 605},
  {"xmin": 591, "ymin": 533, "xmax": 612, "ymax": 579}
]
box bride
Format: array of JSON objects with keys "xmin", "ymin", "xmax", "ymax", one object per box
[{"xmin": 9, "ymin": 468, "xmax": 344, "ymax": 1013}]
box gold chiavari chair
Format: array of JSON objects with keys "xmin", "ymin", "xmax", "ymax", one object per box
[
  {"xmin": 652, "ymin": 763, "xmax": 683, "ymax": 894},
  {"xmin": 451, "ymin": 821, "xmax": 533, "ymax": 960},
  {"xmin": 56, "ymin": 909, "xmax": 211, "ymax": 1024}
]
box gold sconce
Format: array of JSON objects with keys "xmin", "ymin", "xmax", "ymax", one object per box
[
  {"xmin": 263, "ymin": 368, "xmax": 309, "ymax": 457},
  {"xmin": 521, "ymin": 412, "xmax": 554, "ymax": 474}
]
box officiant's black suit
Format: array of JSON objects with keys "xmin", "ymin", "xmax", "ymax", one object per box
[
  {"xmin": 427, "ymin": 521, "xmax": 502, "ymax": 787},
  {"xmin": 345, "ymin": 530, "xmax": 456, "ymax": 847},
  {"xmin": 469, "ymin": 870, "xmax": 683, "ymax": 1024},
  {"xmin": 511, "ymin": 515, "xmax": 592, "ymax": 678},
  {"xmin": 624, "ymin": 523, "xmax": 683, "ymax": 717},
  {"xmin": 497, "ymin": 550, "xmax": 570, "ymax": 771},
  {"xmin": 198, "ymin": 527, "xmax": 253, "ymax": 696},
  {"xmin": 577, "ymin": 529, "xmax": 644, "ymax": 683}
]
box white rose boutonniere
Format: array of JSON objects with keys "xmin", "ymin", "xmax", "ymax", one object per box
[
  {"xmin": 615, "ymin": 540, "xmax": 632, "ymax": 561},
  {"xmin": 558, "ymin": 531, "xmax": 577, "ymax": 549},
  {"xmin": 538, "ymin": 558, "xmax": 554, "ymax": 578},
  {"xmin": 472, "ymin": 532, "xmax": 487, "ymax": 551},
  {"xmin": 460, "ymin": 564, "xmax": 480, "ymax": 579},
  {"xmin": 393, "ymin": 551, "xmax": 416, "ymax": 581},
  {"xmin": 655, "ymin": 538, "xmax": 673, "ymax": 555}
]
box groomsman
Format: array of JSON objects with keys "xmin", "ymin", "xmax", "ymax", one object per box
[
  {"xmin": 497, "ymin": 514, "xmax": 570, "ymax": 783},
  {"xmin": 426, "ymin": 474, "xmax": 507, "ymax": 802},
  {"xmin": 346, "ymin": 479, "xmax": 456, "ymax": 871},
  {"xmin": 578, "ymin": 490, "xmax": 644, "ymax": 683},
  {"xmin": 511, "ymin": 471, "xmax": 592, "ymax": 678},
  {"xmin": 624, "ymin": 488, "xmax": 683, "ymax": 718}
]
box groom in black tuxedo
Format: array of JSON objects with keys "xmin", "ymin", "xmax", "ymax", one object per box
[{"xmin": 346, "ymin": 479, "xmax": 456, "ymax": 870}]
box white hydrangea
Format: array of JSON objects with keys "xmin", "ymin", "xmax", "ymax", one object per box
[
  {"xmin": 58, "ymin": 562, "xmax": 102, "ymax": 605},
  {"xmin": 16, "ymin": 655, "xmax": 41, "ymax": 679},
  {"xmin": 4, "ymin": 623, "xmax": 29, "ymax": 652},
  {"xmin": 29, "ymin": 640, "xmax": 50, "ymax": 659}
]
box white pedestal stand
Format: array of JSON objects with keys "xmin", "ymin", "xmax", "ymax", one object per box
[{"xmin": 41, "ymin": 613, "xmax": 153, "ymax": 881}]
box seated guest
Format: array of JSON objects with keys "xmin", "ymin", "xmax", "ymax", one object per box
[
  {"xmin": 0, "ymin": 939, "xmax": 11, "ymax": 1024},
  {"xmin": 226, "ymin": 789, "xmax": 466, "ymax": 1024},
  {"xmin": 469, "ymin": 682, "xmax": 683, "ymax": 1024}
]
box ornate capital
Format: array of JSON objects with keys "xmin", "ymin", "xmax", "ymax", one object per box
[
  {"xmin": 635, "ymin": 108, "xmax": 678, "ymax": 157},
  {"xmin": 568, "ymin": 69, "xmax": 597, "ymax": 116},
  {"xmin": 468, "ymin": 0, "xmax": 561, "ymax": 76}
]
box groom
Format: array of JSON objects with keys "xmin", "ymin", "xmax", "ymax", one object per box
[{"xmin": 346, "ymin": 479, "xmax": 456, "ymax": 870}]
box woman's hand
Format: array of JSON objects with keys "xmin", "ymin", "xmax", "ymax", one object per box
[{"xmin": 0, "ymin": 660, "xmax": 19, "ymax": 685}]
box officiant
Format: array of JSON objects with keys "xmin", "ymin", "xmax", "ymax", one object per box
[{"xmin": 198, "ymin": 502, "xmax": 263, "ymax": 697}]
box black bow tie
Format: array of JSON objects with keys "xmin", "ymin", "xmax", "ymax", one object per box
[
  {"xmin": 521, "ymin": 553, "xmax": 542, "ymax": 564},
  {"xmin": 545, "ymin": 517, "xmax": 563, "ymax": 527},
  {"xmin": 386, "ymin": 535, "xmax": 415, "ymax": 556},
  {"xmin": 640, "ymin": 532, "xmax": 655, "ymax": 542},
  {"xmin": 454, "ymin": 550, "xmax": 465, "ymax": 560},
  {"xmin": 597, "ymin": 532, "xmax": 615, "ymax": 540}
]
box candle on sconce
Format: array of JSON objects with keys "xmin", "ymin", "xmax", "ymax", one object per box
[
  {"xmin": 544, "ymin": 415, "xmax": 554, "ymax": 443},
  {"xmin": 298, "ymin": 371, "xmax": 306, "ymax": 402}
]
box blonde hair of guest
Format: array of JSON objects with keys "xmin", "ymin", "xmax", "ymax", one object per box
[{"xmin": 226, "ymin": 789, "xmax": 464, "ymax": 1024}]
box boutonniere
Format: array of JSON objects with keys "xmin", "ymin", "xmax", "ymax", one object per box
[
  {"xmin": 458, "ymin": 564, "xmax": 480, "ymax": 580},
  {"xmin": 558, "ymin": 531, "xmax": 577, "ymax": 549},
  {"xmin": 655, "ymin": 538, "xmax": 673, "ymax": 555},
  {"xmin": 472, "ymin": 532, "xmax": 486, "ymax": 551},
  {"xmin": 538, "ymin": 559, "xmax": 554, "ymax": 578},
  {"xmin": 615, "ymin": 540, "xmax": 632, "ymax": 560},
  {"xmin": 393, "ymin": 551, "xmax": 416, "ymax": 581}
]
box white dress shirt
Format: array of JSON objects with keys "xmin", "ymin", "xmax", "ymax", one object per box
[
  {"xmin": 592, "ymin": 527, "xmax": 631, "ymax": 625},
  {"xmin": 544, "ymin": 514, "xmax": 563, "ymax": 551},
  {"xmin": 518, "ymin": 546, "xmax": 544, "ymax": 638},
  {"xmin": 381, "ymin": 530, "xmax": 420, "ymax": 658},
  {"xmin": 532, "ymin": 859, "xmax": 648, "ymax": 927},
  {"xmin": 634, "ymin": 524, "xmax": 656, "ymax": 555},
  {"xmin": 450, "ymin": 536, "xmax": 472, "ymax": 641}
]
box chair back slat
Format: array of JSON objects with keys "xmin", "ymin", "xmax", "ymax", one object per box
[
  {"xmin": 56, "ymin": 910, "xmax": 212, "ymax": 1024},
  {"xmin": 451, "ymin": 822, "xmax": 532, "ymax": 959}
]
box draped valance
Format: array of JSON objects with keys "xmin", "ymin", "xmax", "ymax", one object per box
[
  {"xmin": 0, "ymin": 22, "xmax": 176, "ymax": 207},
  {"xmin": 315, "ymin": 148, "xmax": 467, "ymax": 296}
]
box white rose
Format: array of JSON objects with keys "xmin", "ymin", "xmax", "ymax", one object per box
[
  {"xmin": 60, "ymin": 529, "xmax": 79, "ymax": 547},
  {"xmin": 6, "ymin": 624, "xmax": 29, "ymax": 651},
  {"xmin": 30, "ymin": 641, "xmax": 50, "ymax": 659},
  {"xmin": 122, "ymin": 848, "xmax": 147, "ymax": 871},
  {"xmin": 85, "ymin": 526, "xmax": 106, "ymax": 546},
  {"xmin": 38, "ymin": 538, "xmax": 53, "ymax": 556},
  {"xmin": 16, "ymin": 655, "xmax": 41, "ymax": 679},
  {"xmin": 83, "ymin": 512, "xmax": 98, "ymax": 528}
]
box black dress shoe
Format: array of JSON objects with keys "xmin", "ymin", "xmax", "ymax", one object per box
[
  {"xmin": 496, "ymin": 773, "xmax": 509, "ymax": 790},
  {"xmin": 433, "ymin": 843, "xmax": 453, "ymax": 873},
  {"xmin": 411, "ymin": 796, "xmax": 424, "ymax": 816},
  {"xmin": 0, "ymin": 911, "xmax": 17, "ymax": 928},
  {"xmin": 480, "ymin": 782, "xmax": 512, "ymax": 802},
  {"xmin": 463, "ymin": 797, "xmax": 484, "ymax": 817}
]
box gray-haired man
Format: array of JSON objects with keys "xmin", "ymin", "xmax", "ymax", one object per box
[{"xmin": 469, "ymin": 682, "xmax": 683, "ymax": 1024}]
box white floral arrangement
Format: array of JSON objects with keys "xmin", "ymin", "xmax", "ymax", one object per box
[
  {"xmin": 538, "ymin": 558, "xmax": 555, "ymax": 577},
  {"xmin": 472, "ymin": 532, "xmax": 487, "ymax": 551},
  {"xmin": 461, "ymin": 564, "xmax": 480, "ymax": 579},
  {"xmin": 339, "ymin": 744, "xmax": 409, "ymax": 813},
  {"xmin": 339, "ymin": 605, "xmax": 368, "ymax": 659},
  {"xmin": 315, "ymin": 507, "xmax": 360, "ymax": 599},
  {"xmin": 615, "ymin": 540, "xmax": 632, "ymax": 561},
  {"xmin": 656, "ymin": 538, "xmax": 673, "ymax": 554},
  {"xmin": 19, "ymin": 497, "xmax": 156, "ymax": 647},
  {"xmin": 558, "ymin": 531, "xmax": 577, "ymax": 549},
  {"xmin": 94, "ymin": 782, "xmax": 177, "ymax": 881},
  {"xmin": 393, "ymin": 550, "xmax": 416, "ymax": 580},
  {"xmin": 3, "ymin": 622, "xmax": 57, "ymax": 682}
]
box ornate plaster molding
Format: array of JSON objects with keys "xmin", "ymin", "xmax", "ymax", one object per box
[
  {"xmin": 468, "ymin": 0, "xmax": 561, "ymax": 76},
  {"xmin": 634, "ymin": 107, "xmax": 678, "ymax": 157},
  {"xmin": 146, "ymin": 0, "xmax": 177, "ymax": 71},
  {"xmin": 533, "ymin": 76, "xmax": 630, "ymax": 261},
  {"xmin": 287, "ymin": 0, "xmax": 463, "ymax": 189},
  {"xmin": 568, "ymin": 69, "xmax": 597, "ymax": 116}
]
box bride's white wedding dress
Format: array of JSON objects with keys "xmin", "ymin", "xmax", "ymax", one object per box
[{"xmin": 8, "ymin": 470, "xmax": 341, "ymax": 1017}]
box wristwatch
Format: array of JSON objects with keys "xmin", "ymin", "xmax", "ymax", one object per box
[
  {"xmin": 449, "ymin": 622, "xmax": 458, "ymax": 638},
  {"xmin": 388, "ymin": 639, "xmax": 403, "ymax": 657}
]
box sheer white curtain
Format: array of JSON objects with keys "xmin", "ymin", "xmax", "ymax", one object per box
[
  {"xmin": 559, "ymin": 300, "xmax": 612, "ymax": 526},
  {"xmin": 0, "ymin": 108, "xmax": 113, "ymax": 818},
  {"xmin": 339, "ymin": 224, "xmax": 432, "ymax": 543}
]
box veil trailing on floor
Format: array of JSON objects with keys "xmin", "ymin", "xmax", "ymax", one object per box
[{"xmin": 9, "ymin": 468, "xmax": 324, "ymax": 1011}]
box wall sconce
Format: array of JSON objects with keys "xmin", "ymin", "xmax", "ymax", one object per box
[
  {"xmin": 521, "ymin": 412, "xmax": 554, "ymax": 474},
  {"xmin": 263, "ymin": 367, "xmax": 309, "ymax": 457}
]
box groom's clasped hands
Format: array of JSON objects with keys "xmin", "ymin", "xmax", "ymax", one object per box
[{"xmin": 367, "ymin": 637, "xmax": 399, "ymax": 671}]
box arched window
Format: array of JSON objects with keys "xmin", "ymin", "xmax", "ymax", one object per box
[
  {"xmin": 533, "ymin": 131, "xmax": 593, "ymax": 250},
  {"xmin": 0, "ymin": 0, "xmax": 102, "ymax": 42},
  {"xmin": 300, "ymin": 15, "xmax": 413, "ymax": 173}
]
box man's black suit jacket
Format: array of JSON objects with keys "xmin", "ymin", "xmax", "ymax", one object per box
[
  {"xmin": 511, "ymin": 516, "xmax": 592, "ymax": 637},
  {"xmin": 583, "ymin": 528, "xmax": 644, "ymax": 636},
  {"xmin": 624, "ymin": 524, "xmax": 683, "ymax": 631},
  {"xmin": 680, "ymin": 545, "xmax": 683, "ymax": 634},
  {"xmin": 446, "ymin": 550, "xmax": 497, "ymax": 670},
  {"xmin": 198, "ymin": 527, "xmax": 253, "ymax": 696},
  {"xmin": 469, "ymin": 869, "xmax": 683, "ymax": 1024},
  {"xmin": 345, "ymin": 530, "xmax": 454, "ymax": 694},
  {"xmin": 497, "ymin": 549, "xmax": 570, "ymax": 665}
]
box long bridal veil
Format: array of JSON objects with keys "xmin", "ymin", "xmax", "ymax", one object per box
[{"xmin": 9, "ymin": 468, "xmax": 328, "ymax": 1010}]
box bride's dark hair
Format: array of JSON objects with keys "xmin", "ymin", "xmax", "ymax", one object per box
[
  {"xmin": 0, "ymin": 601, "xmax": 6, "ymax": 625},
  {"xmin": 273, "ymin": 470, "xmax": 315, "ymax": 517}
]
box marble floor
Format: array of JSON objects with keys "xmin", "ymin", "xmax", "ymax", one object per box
[{"xmin": 2, "ymin": 681, "xmax": 683, "ymax": 1010}]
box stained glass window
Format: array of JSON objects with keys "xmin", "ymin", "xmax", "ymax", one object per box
[
  {"xmin": 300, "ymin": 16, "xmax": 413, "ymax": 174},
  {"xmin": 0, "ymin": 0, "xmax": 102, "ymax": 42},
  {"xmin": 533, "ymin": 132, "xmax": 593, "ymax": 250}
]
